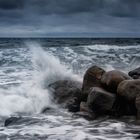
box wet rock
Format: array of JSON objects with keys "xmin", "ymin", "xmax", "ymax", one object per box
[
  {"xmin": 115, "ymin": 80, "xmax": 140, "ymax": 116},
  {"xmin": 136, "ymin": 135, "xmax": 140, "ymax": 139},
  {"xmin": 67, "ymin": 97, "xmax": 80, "ymax": 112},
  {"xmin": 5, "ymin": 116, "xmax": 43, "ymax": 127},
  {"xmin": 80, "ymin": 102, "xmax": 89, "ymax": 112},
  {"xmin": 79, "ymin": 102, "xmax": 96, "ymax": 119},
  {"xmin": 135, "ymin": 94, "xmax": 140, "ymax": 119},
  {"xmin": 117, "ymin": 80, "xmax": 140, "ymax": 101},
  {"xmin": 5, "ymin": 116, "xmax": 22, "ymax": 126},
  {"xmin": 87, "ymin": 87, "xmax": 116, "ymax": 115},
  {"xmin": 82, "ymin": 65, "xmax": 105, "ymax": 101},
  {"xmin": 129, "ymin": 67, "xmax": 140, "ymax": 79},
  {"xmin": 112, "ymin": 95, "xmax": 137, "ymax": 117},
  {"xmin": 41, "ymin": 107, "xmax": 56, "ymax": 114},
  {"xmin": 48, "ymin": 80, "xmax": 82, "ymax": 112},
  {"xmin": 73, "ymin": 111, "xmax": 96, "ymax": 120},
  {"xmin": 101, "ymin": 70, "xmax": 131, "ymax": 93}
]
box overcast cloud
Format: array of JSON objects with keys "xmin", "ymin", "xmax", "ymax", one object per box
[{"xmin": 0, "ymin": 0, "xmax": 140, "ymax": 37}]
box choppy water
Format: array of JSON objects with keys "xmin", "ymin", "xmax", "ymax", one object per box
[{"xmin": 0, "ymin": 38, "xmax": 140, "ymax": 139}]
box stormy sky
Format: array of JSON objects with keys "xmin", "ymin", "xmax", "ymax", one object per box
[{"xmin": 0, "ymin": 0, "xmax": 140, "ymax": 37}]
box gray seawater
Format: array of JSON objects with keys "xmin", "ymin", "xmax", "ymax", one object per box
[{"xmin": 0, "ymin": 38, "xmax": 140, "ymax": 140}]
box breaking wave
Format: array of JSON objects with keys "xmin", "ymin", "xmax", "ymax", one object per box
[{"xmin": 0, "ymin": 42, "xmax": 81, "ymax": 116}]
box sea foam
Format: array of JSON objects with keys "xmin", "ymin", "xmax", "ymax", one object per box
[{"xmin": 0, "ymin": 42, "xmax": 81, "ymax": 116}]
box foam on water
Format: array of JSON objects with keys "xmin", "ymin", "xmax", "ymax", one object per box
[
  {"xmin": 0, "ymin": 114, "xmax": 138, "ymax": 140},
  {"xmin": 84, "ymin": 44, "xmax": 140, "ymax": 51},
  {"xmin": 0, "ymin": 42, "xmax": 81, "ymax": 116},
  {"xmin": 29, "ymin": 42, "xmax": 82, "ymax": 86},
  {"xmin": 0, "ymin": 39, "xmax": 140, "ymax": 139},
  {"xmin": 0, "ymin": 41, "xmax": 139, "ymax": 117}
]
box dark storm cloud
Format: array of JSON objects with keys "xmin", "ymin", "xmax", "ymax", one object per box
[
  {"xmin": 0, "ymin": 0, "xmax": 140, "ymax": 37},
  {"xmin": 106, "ymin": 0, "xmax": 140, "ymax": 17},
  {"xmin": 27, "ymin": 0, "xmax": 140, "ymax": 17},
  {"xmin": 0, "ymin": 0, "xmax": 140, "ymax": 17},
  {"xmin": 0, "ymin": 0, "xmax": 24, "ymax": 10},
  {"xmin": 31, "ymin": 0, "xmax": 103, "ymax": 15}
]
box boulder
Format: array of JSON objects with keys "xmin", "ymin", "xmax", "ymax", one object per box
[
  {"xmin": 48, "ymin": 80, "xmax": 82, "ymax": 112},
  {"xmin": 136, "ymin": 135, "xmax": 140, "ymax": 139},
  {"xmin": 117, "ymin": 80, "xmax": 140, "ymax": 101},
  {"xmin": 5, "ymin": 116, "xmax": 22, "ymax": 126},
  {"xmin": 101, "ymin": 70, "xmax": 131, "ymax": 93},
  {"xmin": 82, "ymin": 66, "xmax": 105, "ymax": 101},
  {"xmin": 112, "ymin": 95, "xmax": 137, "ymax": 117},
  {"xmin": 73, "ymin": 102, "xmax": 96, "ymax": 120},
  {"xmin": 129, "ymin": 67, "xmax": 140, "ymax": 79},
  {"xmin": 115, "ymin": 80, "xmax": 140, "ymax": 116},
  {"xmin": 87, "ymin": 87, "xmax": 116, "ymax": 116},
  {"xmin": 67, "ymin": 97, "xmax": 81, "ymax": 112},
  {"xmin": 135, "ymin": 94, "xmax": 140, "ymax": 119}
]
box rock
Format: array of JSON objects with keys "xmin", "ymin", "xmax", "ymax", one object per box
[
  {"xmin": 87, "ymin": 87, "xmax": 116, "ymax": 116},
  {"xmin": 48, "ymin": 80, "xmax": 82, "ymax": 112},
  {"xmin": 136, "ymin": 135, "xmax": 140, "ymax": 139},
  {"xmin": 115, "ymin": 80, "xmax": 140, "ymax": 116},
  {"xmin": 117, "ymin": 80, "xmax": 140, "ymax": 101},
  {"xmin": 129, "ymin": 67, "xmax": 140, "ymax": 79},
  {"xmin": 101, "ymin": 70, "xmax": 131, "ymax": 93},
  {"xmin": 67, "ymin": 97, "xmax": 80, "ymax": 112},
  {"xmin": 78, "ymin": 102, "xmax": 97, "ymax": 120},
  {"xmin": 73, "ymin": 112, "xmax": 96, "ymax": 120},
  {"xmin": 41, "ymin": 107, "xmax": 56, "ymax": 114},
  {"xmin": 112, "ymin": 95, "xmax": 137, "ymax": 117},
  {"xmin": 135, "ymin": 94, "xmax": 140, "ymax": 119},
  {"xmin": 80, "ymin": 102, "xmax": 97, "ymax": 119},
  {"xmin": 82, "ymin": 66, "xmax": 105, "ymax": 101},
  {"xmin": 4, "ymin": 116, "xmax": 41, "ymax": 127},
  {"xmin": 5, "ymin": 116, "xmax": 22, "ymax": 126},
  {"xmin": 80, "ymin": 102, "xmax": 89, "ymax": 112}
]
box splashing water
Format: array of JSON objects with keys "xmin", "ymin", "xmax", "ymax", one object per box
[
  {"xmin": 0, "ymin": 41, "xmax": 82, "ymax": 116},
  {"xmin": 0, "ymin": 38, "xmax": 140, "ymax": 140},
  {"xmin": 29, "ymin": 42, "xmax": 82, "ymax": 87}
]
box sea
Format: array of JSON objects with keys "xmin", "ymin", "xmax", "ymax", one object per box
[{"xmin": 0, "ymin": 38, "xmax": 140, "ymax": 140}]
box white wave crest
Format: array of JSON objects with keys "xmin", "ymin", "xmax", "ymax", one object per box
[{"xmin": 0, "ymin": 41, "xmax": 81, "ymax": 116}]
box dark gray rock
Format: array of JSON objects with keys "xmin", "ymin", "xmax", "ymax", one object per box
[
  {"xmin": 41, "ymin": 107, "xmax": 56, "ymax": 114},
  {"xmin": 87, "ymin": 87, "xmax": 116, "ymax": 116},
  {"xmin": 112, "ymin": 95, "xmax": 137, "ymax": 117},
  {"xmin": 48, "ymin": 80, "xmax": 82, "ymax": 112},
  {"xmin": 136, "ymin": 135, "xmax": 140, "ymax": 139},
  {"xmin": 117, "ymin": 80, "xmax": 140, "ymax": 101},
  {"xmin": 129, "ymin": 67, "xmax": 140, "ymax": 79},
  {"xmin": 5, "ymin": 116, "xmax": 22, "ymax": 126},
  {"xmin": 5, "ymin": 116, "xmax": 44, "ymax": 127},
  {"xmin": 114, "ymin": 80, "xmax": 140, "ymax": 116},
  {"xmin": 135, "ymin": 94, "xmax": 140, "ymax": 120},
  {"xmin": 67, "ymin": 97, "xmax": 81, "ymax": 112}
]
